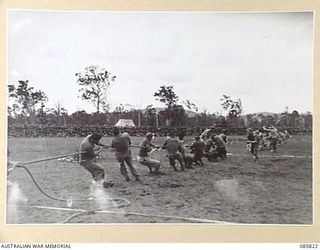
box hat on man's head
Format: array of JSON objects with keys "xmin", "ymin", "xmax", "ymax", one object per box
[
  {"xmin": 146, "ymin": 132, "xmax": 153, "ymax": 138},
  {"xmin": 90, "ymin": 133, "xmax": 102, "ymax": 142},
  {"xmin": 112, "ymin": 127, "xmax": 120, "ymax": 136},
  {"xmin": 169, "ymin": 130, "xmax": 175, "ymax": 137},
  {"xmin": 122, "ymin": 132, "xmax": 130, "ymax": 138},
  {"xmin": 211, "ymin": 133, "xmax": 217, "ymax": 138}
]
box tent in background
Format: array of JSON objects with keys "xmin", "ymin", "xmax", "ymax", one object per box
[{"xmin": 115, "ymin": 119, "xmax": 136, "ymax": 128}]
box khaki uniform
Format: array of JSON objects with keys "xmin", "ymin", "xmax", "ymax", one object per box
[
  {"xmin": 138, "ymin": 138, "xmax": 161, "ymax": 173},
  {"xmin": 213, "ymin": 135, "xmax": 227, "ymax": 159},
  {"xmin": 162, "ymin": 137, "xmax": 185, "ymax": 171},
  {"xmin": 79, "ymin": 135, "xmax": 105, "ymax": 182},
  {"xmin": 111, "ymin": 134, "xmax": 139, "ymax": 179}
]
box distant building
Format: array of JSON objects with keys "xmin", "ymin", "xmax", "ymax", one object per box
[{"xmin": 115, "ymin": 119, "xmax": 136, "ymax": 128}]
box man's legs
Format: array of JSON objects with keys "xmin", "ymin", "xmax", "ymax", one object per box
[
  {"xmin": 125, "ymin": 155, "xmax": 140, "ymax": 181},
  {"xmin": 81, "ymin": 161, "xmax": 113, "ymax": 188},
  {"xmin": 118, "ymin": 161, "xmax": 131, "ymax": 181},
  {"xmin": 184, "ymin": 154, "xmax": 195, "ymax": 169},
  {"xmin": 207, "ymin": 150, "xmax": 218, "ymax": 162},
  {"xmin": 82, "ymin": 161, "xmax": 105, "ymax": 182},
  {"xmin": 250, "ymin": 143, "xmax": 256, "ymax": 158},
  {"xmin": 139, "ymin": 158, "xmax": 153, "ymax": 172},
  {"xmin": 273, "ymin": 139, "xmax": 277, "ymax": 151},
  {"xmin": 270, "ymin": 138, "xmax": 277, "ymax": 152},
  {"xmin": 139, "ymin": 157, "xmax": 161, "ymax": 173},
  {"xmin": 194, "ymin": 154, "xmax": 204, "ymax": 165},
  {"xmin": 222, "ymin": 147, "xmax": 227, "ymax": 158},
  {"xmin": 217, "ymin": 147, "xmax": 226, "ymax": 160},
  {"xmin": 199, "ymin": 158, "xmax": 205, "ymax": 165},
  {"xmin": 250, "ymin": 143, "xmax": 258, "ymax": 159},
  {"xmin": 175, "ymin": 153, "xmax": 185, "ymax": 171},
  {"xmin": 168, "ymin": 155, "xmax": 178, "ymax": 171}
]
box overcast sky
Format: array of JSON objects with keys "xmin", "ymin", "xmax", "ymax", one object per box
[{"xmin": 7, "ymin": 10, "xmax": 314, "ymax": 115}]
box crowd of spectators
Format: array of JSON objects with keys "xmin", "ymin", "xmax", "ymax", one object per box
[{"xmin": 8, "ymin": 124, "xmax": 310, "ymax": 138}]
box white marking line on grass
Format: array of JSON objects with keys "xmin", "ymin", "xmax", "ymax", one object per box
[
  {"xmin": 227, "ymin": 153, "xmax": 312, "ymax": 159},
  {"xmin": 7, "ymin": 204, "xmax": 233, "ymax": 224}
]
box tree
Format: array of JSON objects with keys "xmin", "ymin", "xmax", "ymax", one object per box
[
  {"xmin": 182, "ymin": 99, "xmax": 199, "ymax": 112},
  {"xmin": 75, "ymin": 65, "xmax": 116, "ymax": 113},
  {"xmin": 220, "ymin": 95, "xmax": 243, "ymax": 128},
  {"xmin": 114, "ymin": 104, "xmax": 132, "ymax": 113},
  {"xmin": 8, "ymin": 80, "xmax": 48, "ymax": 123},
  {"xmin": 154, "ymin": 86, "xmax": 179, "ymax": 109},
  {"xmin": 220, "ymin": 95, "xmax": 243, "ymax": 117},
  {"xmin": 144, "ymin": 105, "xmax": 157, "ymax": 127},
  {"xmin": 169, "ymin": 104, "xmax": 187, "ymax": 127},
  {"xmin": 7, "ymin": 104, "xmax": 19, "ymax": 118},
  {"xmin": 70, "ymin": 110, "xmax": 91, "ymax": 125},
  {"xmin": 49, "ymin": 102, "xmax": 68, "ymax": 125},
  {"xmin": 302, "ymin": 112, "xmax": 312, "ymax": 130},
  {"xmin": 290, "ymin": 110, "xmax": 300, "ymax": 127},
  {"xmin": 154, "ymin": 85, "xmax": 186, "ymax": 127}
]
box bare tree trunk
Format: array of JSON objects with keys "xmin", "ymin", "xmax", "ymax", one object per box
[
  {"xmin": 97, "ymin": 98, "xmax": 100, "ymax": 113},
  {"xmin": 155, "ymin": 113, "xmax": 159, "ymax": 127},
  {"xmin": 138, "ymin": 112, "xmax": 141, "ymax": 127},
  {"xmin": 30, "ymin": 111, "xmax": 36, "ymax": 125}
]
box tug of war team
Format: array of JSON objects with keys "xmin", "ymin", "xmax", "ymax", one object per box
[{"xmin": 76, "ymin": 125, "xmax": 289, "ymax": 189}]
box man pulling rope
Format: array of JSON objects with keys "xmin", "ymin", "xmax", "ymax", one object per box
[
  {"xmin": 137, "ymin": 132, "xmax": 163, "ymax": 174},
  {"xmin": 111, "ymin": 127, "xmax": 141, "ymax": 182},
  {"xmin": 79, "ymin": 133, "xmax": 114, "ymax": 188}
]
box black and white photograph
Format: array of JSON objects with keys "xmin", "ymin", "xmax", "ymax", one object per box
[{"xmin": 6, "ymin": 10, "xmax": 313, "ymax": 225}]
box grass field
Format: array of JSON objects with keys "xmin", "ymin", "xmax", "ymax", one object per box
[{"xmin": 6, "ymin": 135, "xmax": 313, "ymax": 224}]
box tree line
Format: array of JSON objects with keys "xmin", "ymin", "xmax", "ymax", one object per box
[{"xmin": 7, "ymin": 65, "xmax": 312, "ymax": 131}]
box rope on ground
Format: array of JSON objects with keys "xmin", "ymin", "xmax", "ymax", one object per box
[
  {"xmin": 13, "ymin": 165, "xmax": 131, "ymax": 208},
  {"xmin": 16, "ymin": 165, "xmax": 66, "ymax": 202},
  {"xmin": 8, "ymin": 204, "xmax": 233, "ymax": 224},
  {"xmin": 60, "ymin": 211, "xmax": 96, "ymax": 223}
]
